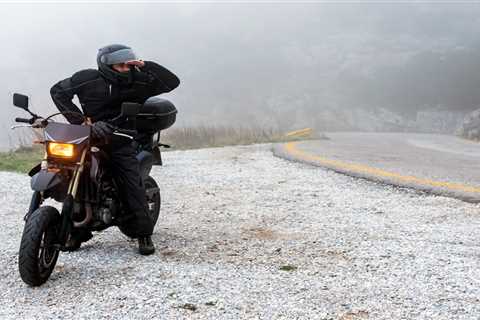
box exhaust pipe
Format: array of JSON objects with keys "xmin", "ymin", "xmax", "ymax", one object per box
[{"xmin": 73, "ymin": 202, "xmax": 92, "ymax": 228}]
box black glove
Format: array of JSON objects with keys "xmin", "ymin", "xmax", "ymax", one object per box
[{"xmin": 91, "ymin": 121, "xmax": 114, "ymax": 140}]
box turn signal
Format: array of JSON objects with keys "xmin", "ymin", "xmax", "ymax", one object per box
[{"xmin": 48, "ymin": 142, "xmax": 74, "ymax": 158}]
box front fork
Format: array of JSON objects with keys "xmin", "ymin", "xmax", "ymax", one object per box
[
  {"xmin": 24, "ymin": 191, "xmax": 42, "ymax": 221},
  {"xmin": 58, "ymin": 149, "xmax": 88, "ymax": 246}
]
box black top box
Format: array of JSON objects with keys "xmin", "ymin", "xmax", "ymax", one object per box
[{"xmin": 136, "ymin": 97, "xmax": 177, "ymax": 133}]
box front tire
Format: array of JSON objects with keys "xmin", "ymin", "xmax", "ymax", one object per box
[{"xmin": 19, "ymin": 206, "xmax": 60, "ymax": 286}]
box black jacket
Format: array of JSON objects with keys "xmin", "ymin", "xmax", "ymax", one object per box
[{"xmin": 50, "ymin": 61, "xmax": 180, "ymax": 124}]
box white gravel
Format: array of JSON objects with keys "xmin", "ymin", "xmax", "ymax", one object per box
[{"xmin": 1, "ymin": 144, "xmax": 480, "ymax": 319}]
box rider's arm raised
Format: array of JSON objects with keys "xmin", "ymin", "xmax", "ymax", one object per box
[{"xmin": 137, "ymin": 61, "xmax": 180, "ymax": 96}]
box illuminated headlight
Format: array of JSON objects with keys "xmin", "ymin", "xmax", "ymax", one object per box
[{"xmin": 47, "ymin": 142, "xmax": 75, "ymax": 158}]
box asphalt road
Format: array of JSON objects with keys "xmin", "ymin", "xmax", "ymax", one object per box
[{"xmin": 275, "ymin": 132, "xmax": 480, "ymax": 202}]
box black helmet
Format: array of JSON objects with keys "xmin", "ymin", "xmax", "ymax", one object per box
[{"xmin": 97, "ymin": 44, "xmax": 137, "ymax": 84}]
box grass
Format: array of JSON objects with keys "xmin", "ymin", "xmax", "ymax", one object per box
[
  {"xmin": 1, "ymin": 125, "xmax": 322, "ymax": 173},
  {"xmin": 161, "ymin": 125, "xmax": 308, "ymax": 150},
  {"xmin": 0, "ymin": 145, "xmax": 43, "ymax": 173}
]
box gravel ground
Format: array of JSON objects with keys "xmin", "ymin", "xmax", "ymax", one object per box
[{"xmin": 1, "ymin": 144, "xmax": 480, "ymax": 319}]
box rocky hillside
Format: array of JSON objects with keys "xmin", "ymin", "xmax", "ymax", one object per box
[{"xmin": 456, "ymin": 108, "xmax": 480, "ymax": 140}]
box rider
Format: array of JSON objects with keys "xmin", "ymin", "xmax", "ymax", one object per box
[{"xmin": 50, "ymin": 44, "xmax": 180, "ymax": 255}]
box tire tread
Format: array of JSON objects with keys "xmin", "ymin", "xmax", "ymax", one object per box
[{"xmin": 18, "ymin": 206, "xmax": 60, "ymax": 286}]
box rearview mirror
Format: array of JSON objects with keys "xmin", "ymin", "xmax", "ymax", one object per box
[
  {"xmin": 121, "ymin": 102, "xmax": 141, "ymax": 117},
  {"xmin": 13, "ymin": 93, "xmax": 29, "ymax": 110}
]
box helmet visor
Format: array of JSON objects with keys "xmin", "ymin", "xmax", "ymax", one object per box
[{"xmin": 101, "ymin": 48, "xmax": 137, "ymax": 65}]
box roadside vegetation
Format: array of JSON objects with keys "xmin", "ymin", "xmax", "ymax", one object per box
[
  {"xmin": 0, "ymin": 145, "xmax": 43, "ymax": 173},
  {"xmin": 161, "ymin": 125, "xmax": 316, "ymax": 150},
  {"xmin": 1, "ymin": 126, "xmax": 322, "ymax": 173}
]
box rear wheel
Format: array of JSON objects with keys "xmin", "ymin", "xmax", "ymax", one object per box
[
  {"xmin": 119, "ymin": 176, "xmax": 161, "ymax": 238},
  {"xmin": 18, "ymin": 206, "xmax": 60, "ymax": 287},
  {"xmin": 145, "ymin": 176, "xmax": 161, "ymax": 226}
]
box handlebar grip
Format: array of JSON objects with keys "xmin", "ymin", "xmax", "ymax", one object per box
[{"xmin": 15, "ymin": 117, "xmax": 32, "ymax": 124}]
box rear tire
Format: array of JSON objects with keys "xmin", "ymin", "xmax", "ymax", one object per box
[
  {"xmin": 119, "ymin": 176, "xmax": 161, "ymax": 238},
  {"xmin": 19, "ymin": 206, "xmax": 60, "ymax": 286},
  {"xmin": 145, "ymin": 176, "xmax": 161, "ymax": 226}
]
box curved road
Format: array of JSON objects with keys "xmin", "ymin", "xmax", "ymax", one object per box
[{"xmin": 275, "ymin": 132, "xmax": 480, "ymax": 202}]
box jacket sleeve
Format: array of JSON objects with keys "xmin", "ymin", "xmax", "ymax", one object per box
[
  {"xmin": 50, "ymin": 77, "xmax": 84, "ymax": 125},
  {"xmin": 138, "ymin": 61, "xmax": 180, "ymax": 96}
]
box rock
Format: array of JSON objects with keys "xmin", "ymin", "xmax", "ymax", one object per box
[
  {"xmin": 176, "ymin": 303, "xmax": 197, "ymax": 311},
  {"xmin": 279, "ymin": 265, "xmax": 297, "ymax": 272},
  {"xmin": 457, "ymin": 108, "xmax": 480, "ymax": 140}
]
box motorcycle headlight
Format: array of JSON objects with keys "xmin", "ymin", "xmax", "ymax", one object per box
[{"xmin": 47, "ymin": 142, "xmax": 75, "ymax": 158}]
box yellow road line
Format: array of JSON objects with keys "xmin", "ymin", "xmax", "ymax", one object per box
[
  {"xmin": 285, "ymin": 128, "xmax": 313, "ymax": 138},
  {"xmin": 284, "ymin": 141, "xmax": 480, "ymax": 194}
]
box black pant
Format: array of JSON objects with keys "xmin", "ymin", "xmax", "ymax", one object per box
[{"xmin": 104, "ymin": 135, "xmax": 154, "ymax": 237}]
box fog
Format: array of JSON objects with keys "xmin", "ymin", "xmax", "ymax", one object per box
[{"xmin": 2, "ymin": 2, "xmax": 480, "ymax": 149}]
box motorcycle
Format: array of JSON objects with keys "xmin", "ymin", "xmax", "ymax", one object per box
[{"xmin": 11, "ymin": 93, "xmax": 177, "ymax": 286}]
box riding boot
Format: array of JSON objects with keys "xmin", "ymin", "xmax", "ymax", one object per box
[{"xmin": 138, "ymin": 235, "xmax": 155, "ymax": 255}]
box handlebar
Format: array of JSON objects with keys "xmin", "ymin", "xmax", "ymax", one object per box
[
  {"xmin": 14, "ymin": 110, "xmax": 137, "ymax": 139},
  {"xmin": 15, "ymin": 117, "xmax": 33, "ymax": 124}
]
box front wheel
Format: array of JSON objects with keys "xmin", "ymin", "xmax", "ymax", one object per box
[
  {"xmin": 119, "ymin": 176, "xmax": 161, "ymax": 238},
  {"xmin": 19, "ymin": 206, "xmax": 60, "ymax": 286}
]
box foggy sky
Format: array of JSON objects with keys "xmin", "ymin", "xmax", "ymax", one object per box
[{"xmin": 2, "ymin": 2, "xmax": 480, "ymax": 149}]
